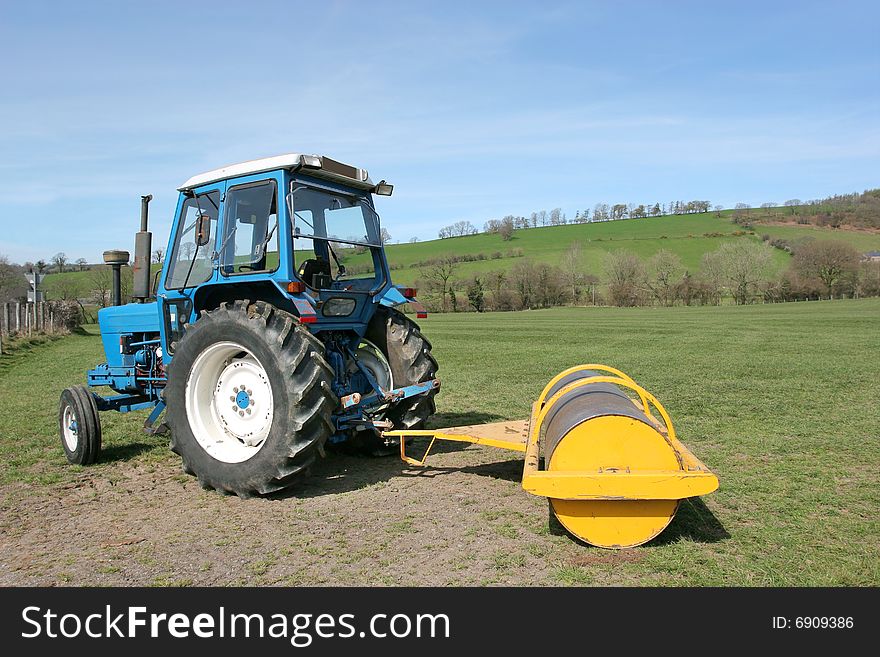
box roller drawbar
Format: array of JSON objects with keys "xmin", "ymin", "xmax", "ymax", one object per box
[{"xmin": 386, "ymin": 364, "xmax": 719, "ymax": 549}]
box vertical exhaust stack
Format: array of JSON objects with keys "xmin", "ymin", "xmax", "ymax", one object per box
[{"xmin": 132, "ymin": 194, "xmax": 153, "ymax": 302}]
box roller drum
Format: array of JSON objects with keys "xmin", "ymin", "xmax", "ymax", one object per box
[
  {"xmin": 540, "ymin": 369, "xmax": 682, "ymax": 548},
  {"xmin": 542, "ymin": 370, "xmax": 655, "ymax": 461}
]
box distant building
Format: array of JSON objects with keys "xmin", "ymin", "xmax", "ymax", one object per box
[{"xmin": 863, "ymin": 251, "xmax": 880, "ymax": 262}]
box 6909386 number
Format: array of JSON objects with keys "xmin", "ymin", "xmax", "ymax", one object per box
[{"xmin": 795, "ymin": 617, "xmax": 853, "ymax": 629}]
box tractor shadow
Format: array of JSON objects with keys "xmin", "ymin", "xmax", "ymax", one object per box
[
  {"xmin": 97, "ymin": 441, "xmax": 163, "ymax": 463},
  {"xmin": 275, "ymin": 411, "xmax": 509, "ymax": 499}
]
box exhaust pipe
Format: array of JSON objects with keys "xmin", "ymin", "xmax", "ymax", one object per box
[{"xmin": 132, "ymin": 194, "xmax": 153, "ymax": 302}]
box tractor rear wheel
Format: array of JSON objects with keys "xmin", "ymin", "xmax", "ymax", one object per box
[
  {"xmin": 165, "ymin": 301, "xmax": 337, "ymax": 497},
  {"xmin": 366, "ymin": 307, "xmax": 438, "ymax": 431},
  {"xmin": 59, "ymin": 385, "xmax": 102, "ymax": 465}
]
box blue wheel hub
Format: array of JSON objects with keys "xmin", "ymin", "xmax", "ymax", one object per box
[{"xmin": 235, "ymin": 390, "xmax": 251, "ymax": 409}]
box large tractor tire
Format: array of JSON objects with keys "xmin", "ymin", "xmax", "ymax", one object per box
[
  {"xmin": 366, "ymin": 307, "xmax": 438, "ymax": 431},
  {"xmin": 165, "ymin": 300, "xmax": 337, "ymax": 497}
]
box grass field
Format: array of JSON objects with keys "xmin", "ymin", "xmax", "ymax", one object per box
[
  {"xmin": 42, "ymin": 209, "xmax": 880, "ymax": 297},
  {"xmin": 1, "ymin": 300, "xmax": 877, "ymax": 586}
]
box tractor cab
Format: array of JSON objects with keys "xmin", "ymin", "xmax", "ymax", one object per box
[{"xmin": 158, "ymin": 154, "xmax": 406, "ymax": 358}]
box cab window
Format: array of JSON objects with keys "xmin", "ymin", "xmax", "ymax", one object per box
[{"xmin": 220, "ymin": 180, "xmax": 278, "ymax": 275}]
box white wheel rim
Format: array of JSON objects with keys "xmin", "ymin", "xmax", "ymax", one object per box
[
  {"xmin": 62, "ymin": 405, "xmax": 78, "ymax": 451},
  {"xmin": 185, "ymin": 341, "xmax": 274, "ymax": 463},
  {"xmin": 352, "ymin": 339, "xmax": 393, "ymax": 392}
]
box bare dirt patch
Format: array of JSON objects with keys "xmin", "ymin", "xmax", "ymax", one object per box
[{"xmin": 0, "ymin": 439, "xmax": 600, "ymax": 586}]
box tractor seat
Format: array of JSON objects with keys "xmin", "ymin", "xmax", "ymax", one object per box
[{"xmin": 298, "ymin": 257, "xmax": 332, "ymax": 289}]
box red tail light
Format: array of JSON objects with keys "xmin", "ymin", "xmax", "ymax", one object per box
[
  {"xmin": 401, "ymin": 287, "xmax": 417, "ymax": 299},
  {"xmin": 287, "ymin": 281, "xmax": 306, "ymax": 294}
]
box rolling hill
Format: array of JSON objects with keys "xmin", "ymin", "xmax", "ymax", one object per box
[{"xmin": 41, "ymin": 208, "xmax": 880, "ymax": 299}]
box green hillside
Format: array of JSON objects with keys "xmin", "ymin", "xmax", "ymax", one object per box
[{"xmin": 42, "ymin": 209, "xmax": 880, "ymax": 298}]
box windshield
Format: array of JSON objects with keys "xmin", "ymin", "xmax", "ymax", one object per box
[
  {"xmin": 290, "ymin": 183, "xmax": 385, "ymax": 291},
  {"xmin": 290, "ymin": 185, "xmax": 380, "ymax": 246}
]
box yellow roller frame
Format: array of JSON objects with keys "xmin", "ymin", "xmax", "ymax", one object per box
[
  {"xmin": 385, "ymin": 364, "xmax": 719, "ymax": 548},
  {"xmin": 521, "ymin": 374, "xmax": 718, "ymax": 501}
]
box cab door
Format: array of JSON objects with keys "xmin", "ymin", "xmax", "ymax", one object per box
[{"xmin": 157, "ymin": 182, "xmax": 225, "ymax": 359}]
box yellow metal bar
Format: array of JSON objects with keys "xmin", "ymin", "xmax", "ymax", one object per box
[
  {"xmin": 522, "ymin": 469, "xmax": 719, "ymax": 500},
  {"xmin": 390, "ymin": 425, "xmax": 529, "ymax": 467},
  {"xmin": 535, "ymin": 364, "xmax": 649, "ymax": 412}
]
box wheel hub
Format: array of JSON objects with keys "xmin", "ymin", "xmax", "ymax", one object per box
[
  {"xmin": 185, "ymin": 341, "xmax": 275, "ymax": 463},
  {"xmin": 62, "ymin": 406, "xmax": 78, "ymax": 451},
  {"xmin": 214, "ymin": 358, "xmax": 272, "ymax": 447}
]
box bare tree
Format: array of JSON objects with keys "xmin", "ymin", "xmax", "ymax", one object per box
[
  {"xmin": 792, "ymin": 240, "xmax": 860, "ymax": 299},
  {"xmin": 784, "ymin": 199, "xmax": 802, "ymax": 214},
  {"xmin": 75, "ymin": 257, "xmax": 88, "ymax": 271},
  {"xmin": 509, "ymin": 260, "xmax": 537, "ymax": 309},
  {"xmin": 498, "ymin": 217, "xmax": 515, "ymax": 241},
  {"xmin": 699, "ymin": 250, "xmax": 725, "ymax": 305},
  {"xmin": 420, "ymin": 257, "xmax": 458, "ymax": 311},
  {"xmin": 380, "ymin": 227, "xmax": 392, "ymax": 244},
  {"xmin": 438, "ymin": 221, "xmax": 478, "ymax": 239},
  {"xmin": 91, "ymin": 267, "xmax": 112, "ymax": 307},
  {"xmin": 408, "ymin": 236, "xmax": 419, "ymax": 243},
  {"xmin": 152, "ymin": 248, "xmax": 165, "ymax": 264},
  {"xmin": 560, "ymin": 242, "xmax": 585, "ymax": 303},
  {"xmin": 604, "ymin": 251, "xmax": 646, "ymax": 306},
  {"xmin": 51, "ymin": 252, "xmax": 68, "ymax": 274},
  {"xmin": 646, "ymin": 249, "xmax": 683, "ymax": 306},
  {"xmin": 717, "ymin": 241, "xmax": 773, "ymax": 304},
  {"xmin": 35, "ymin": 260, "xmax": 48, "ymax": 274}
]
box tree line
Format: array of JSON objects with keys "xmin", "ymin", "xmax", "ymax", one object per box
[
  {"xmin": 437, "ymin": 200, "xmax": 718, "ymax": 241},
  {"xmin": 434, "ymin": 188, "xmax": 880, "ymax": 244},
  {"xmin": 418, "ymin": 239, "xmax": 880, "ymax": 313}
]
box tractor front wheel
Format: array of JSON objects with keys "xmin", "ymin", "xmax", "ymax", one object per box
[
  {"xmin": 165, "ymin": 301, "xmax": 337, "ymax": 497},
  {"xmin": 59, "ymin": 386, "xmax": 102, "ymax": 465}
]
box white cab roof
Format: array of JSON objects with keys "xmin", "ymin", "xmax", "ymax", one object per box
[{"xmin": 178, "ymin": 153, "xmax": 373, "ymax": 191}]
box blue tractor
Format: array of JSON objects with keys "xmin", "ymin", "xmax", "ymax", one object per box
[{"xmin": 59, "ymin": 154, "xmax": 439, "ymax": 497}]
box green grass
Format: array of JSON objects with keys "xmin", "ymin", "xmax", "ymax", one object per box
[
  {"xmin": 339, "ymin": 212, "xmax": 790, "ymax": 284},
  {"xmin": 424, "ymin": 299, "xmax": 879, "ymax": 585},
  {"xmin": 1, "ymin": 299, "xmax": 877, "ymax": 585},
  {"xmin": 0, "ymin": 326, "xmax": 166, "ymax": 485}
]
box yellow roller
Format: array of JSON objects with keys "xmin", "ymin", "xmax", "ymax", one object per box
[{"xmin": 386, "ymin": 364, "xmax": 719, "ymax": 549}]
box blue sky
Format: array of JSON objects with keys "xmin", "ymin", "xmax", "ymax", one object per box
[{"xmin": 0, "ymin": 0, "xmax": 877, "ymax": 263}]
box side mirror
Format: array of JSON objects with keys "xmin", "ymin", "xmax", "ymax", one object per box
[{"xmin": 195, "ymin": 215, "xmax": 212, "ymax": 246}]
